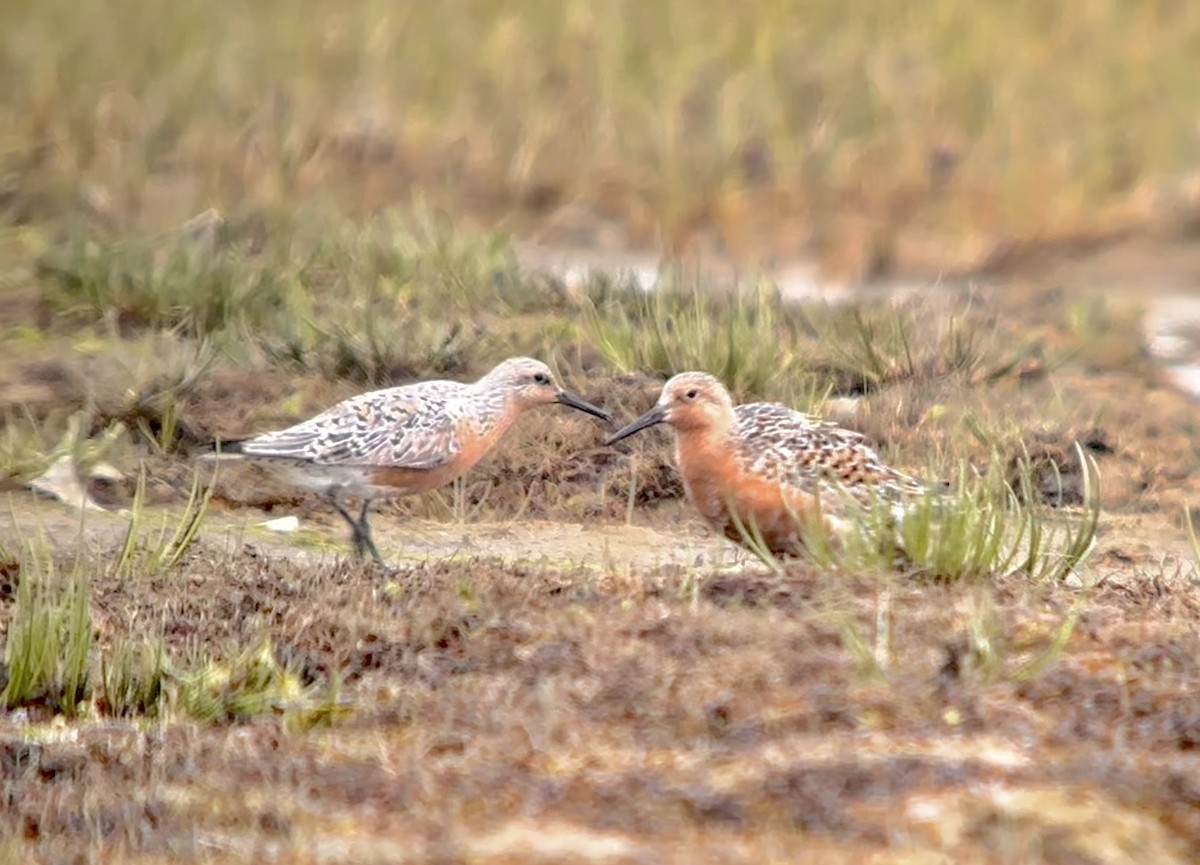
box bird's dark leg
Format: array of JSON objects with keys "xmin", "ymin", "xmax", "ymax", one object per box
[
  {"xmin": 327, "ymin": 494, "xmax": 390, "ymax": 569},
  {"xmin": 327, "ymin": 498, "xmax": 369, "ymax": 558},
  {"xmin": 354, "ymin": 500, "xmax": 385, "ymax": 567}
]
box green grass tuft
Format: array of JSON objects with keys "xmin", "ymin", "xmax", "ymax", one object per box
[
  {"xmin": 584, "ymin": 274, "xmax": 826, "ymax": 403},
  {"xmin": 168, "ymin": 640, "xmax": 328, "ymax": 726},
  {"xmin": 726, "ymin": 442, "xmax": 1101, "ymax": 585},
  {"xmin": 111, "ymin": 466, "xmax": 213, "ymax": 578},
  {"xmin": 97, "ymin": 638, "xmax": 167, "ymax": 718},
  {"xmin": 2, "ymin": 547, "xmax": 93, "ymax": 715},
  {"xmin": 37, "ymin": 229, "xmax": 293, "ymax": 338},
  {"xmin": 1, "ymin": 502, "xmax": 340, "ymax": 725}
]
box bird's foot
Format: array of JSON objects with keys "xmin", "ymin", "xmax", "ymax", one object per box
[{"xmin": 350, "ymin": 524, "xmax": 396, "ymax": 575}]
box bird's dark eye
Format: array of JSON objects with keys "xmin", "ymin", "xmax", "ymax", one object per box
[
  {"xmin": 533, "ymin": 372, "xmax": 551, "ymax": 385},
  {"xmin": 685, "ymin": 389, "xmax": 699, "ymax": 400}
]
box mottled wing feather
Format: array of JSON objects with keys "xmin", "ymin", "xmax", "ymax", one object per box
[
  {"xmin": 732, "ymin": 402, "xmax": 923, "ymax": 501},
  {"xmin": 237, "ymin": 381, "xmax": 464, "ymax": 470}
]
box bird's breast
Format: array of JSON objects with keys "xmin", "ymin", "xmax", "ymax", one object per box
[
  {"xmin": 674, "ymin": 432, "xmax": 741, "ymax": 524},
  {"xmin": 674, "ymin": 430, "xmax": 827, "ymax": 556}
]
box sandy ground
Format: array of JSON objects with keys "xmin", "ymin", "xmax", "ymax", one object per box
[{"xmin": 3, "ymin": 489, "xmax": 737, "ymax": 575}]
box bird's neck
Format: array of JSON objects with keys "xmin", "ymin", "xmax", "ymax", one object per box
[
  {"xmin": 465, "ymin": 388, "xmax": 522, "ymax": 439},
  {"xmin": 672, "ymin": 423, "xmax": 742, "ymax": 530},
  {"xmin": 673, "ymin": 422, "xmax": 734, "ymax": 476}
]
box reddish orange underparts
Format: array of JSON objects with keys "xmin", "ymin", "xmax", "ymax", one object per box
[{"xmin": 675, "ymin": 427, "xmax": 830, "ymax": 556}]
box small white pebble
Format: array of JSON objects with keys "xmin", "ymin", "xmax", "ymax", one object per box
[{"xmin": 260, "ymin": 515, "xmax": 299, "ymax": 533}]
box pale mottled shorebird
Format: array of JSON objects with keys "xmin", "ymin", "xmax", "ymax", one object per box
[
  {"xmin": 212, "ymin": 358, "xmax": 612, "ymax": 565},
  {"xmin": 605, "ymin": 372, "xmax": 926, "ymax": 557}
]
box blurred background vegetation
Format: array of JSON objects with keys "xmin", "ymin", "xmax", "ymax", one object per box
[{"xmin": 4, "ymin": 0, "xmax": 1200, "ymax": 280}]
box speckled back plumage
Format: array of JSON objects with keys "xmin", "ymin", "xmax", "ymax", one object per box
[
  {"xmin": 233, "ymin": 356, "xmax": 543, "ymax": 469},
  {"xmin": 731, "ymin": 402, "xmax": 926, "ymax": 505},
  {"xmin": 237, "ymin": 381, "xmax": 473, "ymax": 468}
]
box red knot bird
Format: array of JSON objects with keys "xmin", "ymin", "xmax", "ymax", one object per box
[
  {"xmin": 605, "ymin": 372, "xmax": 926, "ymax": 557},
  {"xmin": 212, "ymin": 357, "xmax": 612, "ymax": 565}
]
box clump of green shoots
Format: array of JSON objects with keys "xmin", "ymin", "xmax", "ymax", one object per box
[
  {"xmin": 103, "ymin": 336, "xmax": 217, "ymax": 455},
  {"xmin": 1, "ymin": 532, "xmax": 342, "ymax": 725},
  {"xmin": 98, "ymin": 639, "xmax": 167, "ymax": 718},
  {"xmin": 584, "ymin": 273, "xmax": 825, "ymax": 404},
  {"xmin": 890, "ymin": 443, "xmax": 1099, "ymax": 583},
  {"xmin": 110, "ymin": 466, "xmax": 213, "ymax": 578},
  {"xmin": 730, "ymin": 442, "xmax": 1100, "ymax": 584},
  {"xmin": 95, "ymin": 633, "xmax": 341, "ymax": 726},
  {"xmin": 800, "ymin": 295, "xmax": 1036, "ymax": 394},
  {"xmin": 37, "ymin": 226, "xmax": 293, "ymax": 338},
  {"xmin": 169, "ymin": 640, "xmax": 342, "ymax": 728},
  {"xmin": 2, "ymin": 541, "xmax": 93, "ymax": 715},
  {"xmin": 254, "ymin": 210, "xmax": 531, "ymax": 385},
  {"xmin": 0, "ymin": 406, "xmax": 67, "ymax": 482}
]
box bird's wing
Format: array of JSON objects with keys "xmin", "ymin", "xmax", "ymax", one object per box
[
  {"xmin": 235, "ymin": 382, "xmax": 464, "ymax": 470},
  {"xmin": 734, "ymin": 403, "xmax": 924, "ymax": 499}
]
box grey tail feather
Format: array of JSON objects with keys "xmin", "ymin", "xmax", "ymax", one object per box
[{"xmin": 194, "ymin": 438, "xmax": 250, "ymax": 462}]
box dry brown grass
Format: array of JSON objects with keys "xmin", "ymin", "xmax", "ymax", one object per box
[{"xmin": 1, "ymin": 544, "xmax": 1199, "ymax": 863}]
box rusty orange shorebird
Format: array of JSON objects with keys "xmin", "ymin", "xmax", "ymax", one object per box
[
  {"xmin": 213, "ymin": 358, "xmax": 611, "ymax": 565},
  {"xmin": 605, "ymin": 372, "xmax": 926, "ymax": 557}
]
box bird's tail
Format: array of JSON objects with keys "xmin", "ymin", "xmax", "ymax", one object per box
[{"xmin": 193, "ymin": 439, "xmax": 250, "ymax": 464}]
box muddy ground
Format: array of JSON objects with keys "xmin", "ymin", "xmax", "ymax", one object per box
[{"xmin": 4, "ymin": 236, "xmax": 1200, "ymax": 863}]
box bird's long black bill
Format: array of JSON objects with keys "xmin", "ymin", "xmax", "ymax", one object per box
[
  {"xmin": 556, "ymin": 390, "xmax": 613, "ymax": 424},
  {"xmin": 604, "ymin": 405, "xmax": 666, "ymax": 446}
]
